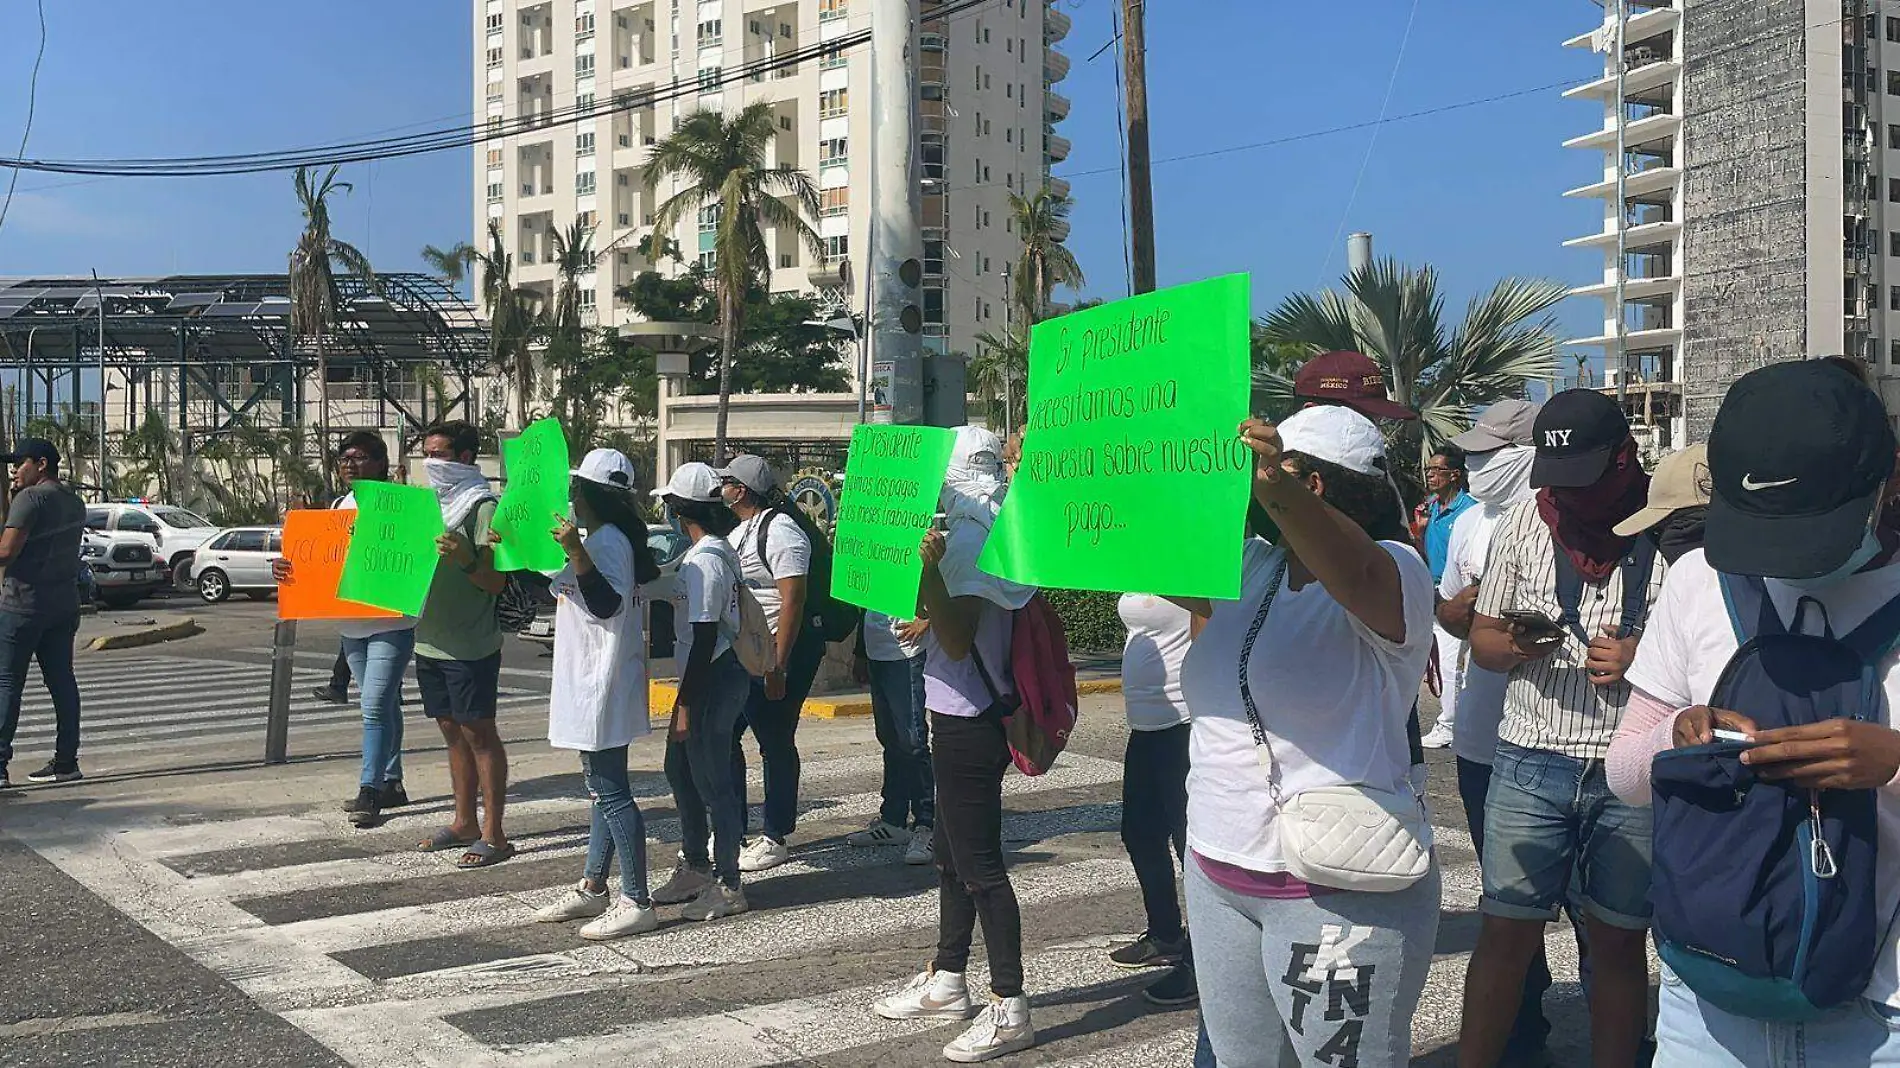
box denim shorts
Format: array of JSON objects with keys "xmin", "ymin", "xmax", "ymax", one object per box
[{"xmin": 1479, "ymin": 740, "xmax": 1654, "ymax": 930}]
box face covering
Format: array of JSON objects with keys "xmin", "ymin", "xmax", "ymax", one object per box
[
  {"xmin": 1782, "ymin": 513, "xmax": 1885, "ymax": 591},
  {"xmin": 1536, "ymin": 439, "xmax": 1651, "ymax": 581},
  {"xmin": 1467, "ymin": 446, "xmax": 1536, "ymax": 510},
  {"xmin": 425, "ymin": 457, "xmax": 492, "ymax": 529},
  {"xmin": 941, "ymin": 425, "xmax": 1007, "ymax": 530},
  {"xmin": 1653, "ymin": 506, "xmax": 1707, "ymax": 565}
]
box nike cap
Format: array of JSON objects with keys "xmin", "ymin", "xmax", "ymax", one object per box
[{"xmin": 1705, "ymin": 359, "xmax": 1897, "ymax": 578}]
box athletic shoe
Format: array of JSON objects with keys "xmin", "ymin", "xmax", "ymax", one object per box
[
  {"xmin": 534, "ymin": 881, "xmax": 610, "ymax": 923},
  {"xmin": 378, "ymin": 781, "xmax": 411, "ymax": 808},
  {"xmin": 738, "ymin": 836, "xmax": 790, "ymax": 872},
  {"xmin": 580, "ymin": 896, "xmax": 659, "ymax": 940},
  {"xmin": 25, "ymin": 761, "xmax": 81, "ymax": 784},
  {"xmin": 1421, "ymin": 726, "xmax": 1455, "ymax": 750},
  {"xmin": 872, "ymin": 969, "xmax": 977, "ymax": 1021},
  {"xmin": 942, "ymin": 997, "xmax": 1035, "ymax": 1063},
  {"xmin": 680, "ymin": 882, "xmax": 749, "ymax": 922},
  {"xmin": 312, "ymin": 685, "xmax": 348, "ymax": 705},
  {"xmin": 651, "ymin": 862, "xmax": 713, "ymax": 906},
  {"xmin": 346, "ymin": 787, "xmax": 381, "ymax": 828},
  {"xmin": 906, "ymin": 827, "xmax": 935, "ymax": 866},
  {"xmin": 0, "ymin": 770, "xmax": 11, "ymax": 790},
  {"xmin": 1109, "ymin": 932, "xmax": 1187, "ymax": 970},
  {"xmin": 846, "ymin": 819, "xmax": 908, "ymax": 847},
  {"xmin": 1141, "ymin": 963, "xmax": 1199, "ymax": 1007}
]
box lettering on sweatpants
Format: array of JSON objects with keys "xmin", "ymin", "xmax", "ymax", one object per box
[{"xmin": 1280, "ymin": 923, "xmax": 1372, "ymax": 1068}]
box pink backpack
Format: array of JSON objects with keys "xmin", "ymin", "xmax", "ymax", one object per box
[{"xmin": 971, "ymin": 593, "xmax": 1079, "ymax": 776}]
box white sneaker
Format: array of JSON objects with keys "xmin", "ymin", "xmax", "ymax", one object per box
[
  {"xmin": 533, "ymin": 881, "xmax": 610, "ymax": 923},
  {"xmin": 680, "ymin": 882, "xmax": 749, "ymax": 921},
  {"xmin": 943, "ymin": 997, "xmax": 1035, "ymax": 1063},
  {"xmin": 652, "ymin": 862, "xmax": 713, "ymax": 905},
  {"xmin": 905, "ymin": 827, "xmax": 935, "ymax": 866},
  {"xmin": 579, "ymin": 895, "xmax": 659, "ymax": 940},
  {"xmin": 872, "ymin": 968, "xmax": 977, "ymax": 1021},
  {"xmin": 739, "ymin": 836, "xmax": 790, "ymax": 872},
  {"xmin": 1420, "ymin": 726, "xmax": 1455, "ymax": 750},
  {"xmin": 846, "ymin": 819, "xmax": 909, "ymax": 847}
]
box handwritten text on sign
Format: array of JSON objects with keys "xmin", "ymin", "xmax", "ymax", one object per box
[
  {"xmin": 335, "ymin": 481, "xmax": 446, "ymax": 616},
  {"xmin": 493, "ymin": 417, "xmax": 570, "ymax": 572},
  {"xmin": 277, "ymin": 509, "xmax": 401, "ymax": 620},
  {"xmin": 830, "ymin": 424, "xmax": 956, "ymax": 620},
  {"xmin": 978, "ymin": 274, "xmax": 1253, "ymax": 598}
]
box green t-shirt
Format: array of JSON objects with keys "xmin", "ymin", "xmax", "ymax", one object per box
[{"xmin": 415, "ymin": 499, "xmax": 503, "ymax": 662}]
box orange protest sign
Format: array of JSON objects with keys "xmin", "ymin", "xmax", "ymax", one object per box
[{"xmin": 277, "ymin": 509, "xmax": 402, "ymax": 620}]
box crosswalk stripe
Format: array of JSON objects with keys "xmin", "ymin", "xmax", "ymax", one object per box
[
  {"xmin": 8, "ymin": 695, "xmax": 548, "ymax": 749},
  {"xmin": 234, "ymin": 646, "xmax": 557, "ymax": 682}
]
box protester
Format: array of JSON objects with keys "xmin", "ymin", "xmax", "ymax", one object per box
[
  {"xmin": 1607, "ymin": 360, "xmax": 1900, "ymax": 1066},
  {"xmin": 534, "ymin": 448, "xmax": 666, "ymax": 939},
  {"xmin": 0, "ymin": 439, "xmax": 87, "ymax": 788},
  {"xmin": 1291, "ymin": 350, "xmax": 1419, "ymax": 422},
  {"xmin": 1108, "ymin": 593, "xmax": 1198, "ymax": 1008},
  {"xmin": 1419, "ymin": 447, "xmax": 1475, "ymax": 749},
  {"xmin": 314, "ymin": 651, "xmax": 353, "ymax": 705},
  {"xmin": 1458, "ymin": 390, "xmax": 1664, "ymax": 1068},
  {"xmin": 719, "ymin": 454, "xmax": 821, "ymax": 873},
  {"xmin": 847, "ymin": 610, "xmax": 934, "ymax": 865},
  {"xmin": 873, "ymin": 426, "xmax": 1040, "ymax": 1063},
  {"xmin": 651, "ymin": 462, "xmax": 753, "ymax": 921},
  {"xmin": 1612, "ymin": 444, "xmax": 1710, "ymax": 565},
  {"xmin": 273, "ymin": 431, "xmax": 416, "ymax": 827}
]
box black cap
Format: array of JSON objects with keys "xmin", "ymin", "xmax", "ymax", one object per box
[
  {"xmin": 1531, "ymin": 389, "xmax": 1630, "ymax": 488},
  {"xmin": 1, "ymin": 438, "xmax": 60, "ymax": 469},
  {"xmin": 1705, "ymin": 360, "xmax": 1897, "ymax": 578}
]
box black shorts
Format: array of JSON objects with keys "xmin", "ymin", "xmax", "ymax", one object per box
[{"xmin": 415, "ymin": 652, "xmax": 502, "ymax": 723}]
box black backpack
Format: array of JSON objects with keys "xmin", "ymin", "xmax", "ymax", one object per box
[
  {"xmin": 467, "ymin": 498, "xmax": 538, "ymax": 633},
  {"xmin": 756, "ymin": 497, "xmax": 862, "ymax": 643}
]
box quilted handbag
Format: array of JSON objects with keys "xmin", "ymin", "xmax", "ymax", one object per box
[{"xmin": 1238, "ymin": 553, "xmax": 1431, "ymax": 893}]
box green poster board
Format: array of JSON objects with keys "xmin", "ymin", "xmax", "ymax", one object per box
[
  {"xmin": 335, "ymin": 481, "xmax": 447, "ymax": 616},
  {"xmin": 831, "ymin": 424, "xmax": 957, "ymax": 620},
  {"xmin": 979, "ymin": 274, "xmax": 1253, "ymax": 598},
  {"xmin": 492, "ymin": 417, "xmax": 571, "ymax": 573}
]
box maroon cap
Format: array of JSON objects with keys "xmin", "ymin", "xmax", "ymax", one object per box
[{"xmin": 1291, "ymin": 350, "xmax": 1417, "ymax": 422}]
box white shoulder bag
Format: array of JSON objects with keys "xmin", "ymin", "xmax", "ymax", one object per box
[{"xmin": 1239, "ymin": 555, "xmax": 1431, "ymax": 892}]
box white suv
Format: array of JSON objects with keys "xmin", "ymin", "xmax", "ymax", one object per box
[{"xmin": 86, "ymin": 503, "xmax": 222, "ymax": 587}]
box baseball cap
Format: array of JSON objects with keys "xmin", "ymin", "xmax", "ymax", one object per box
[
  {"xmin": 571, "ymin": 447, "xmax": 636, "ymax": 490},
  {"xmin": 1530, "ymin": 389, "xmax": 1631, "ymax": 488},
  {"xmin": 716, "ymin": 454, "xmax": 778, "ymax": 496},
  {"xmin": 1277, "ymin": 405, "xmax": 1388, "ymax": 476},
  {"xmin": 1291, "ymin": 351, "xmax": 1417, "ymax": 422},
  {"xmin": 1, "ymin": 438, "xmax": 59, "ymax": 469},
  {"xmin": 1451, "ymin": 400, "xmax": 1541, "ymax": 454},
  {"xmin": 1704, "ymin": 360, "xmax": 1897, "ymax": 579},
  {"xmin": 650, "ymin": 461, "xmax": 724, "ymax": 503},
  {"xmin": 1612, "ymin": 445, "xmax": 1711, "ymax": 537}
]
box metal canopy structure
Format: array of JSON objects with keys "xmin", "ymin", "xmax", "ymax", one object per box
[{"xmin": 0, "ymin": 273, "xmax": 491, "ymax": 448}]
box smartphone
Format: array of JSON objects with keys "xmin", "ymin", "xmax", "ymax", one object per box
[
  {"xmin": 1501, "ymin": 609, "xmax": 1565, "ymax": 639},
  {"xmin": 931, "ymin": 512, "xmax": 948, "ymax": 532},
  {"xmin": 1712, "ymin": 728, "xmax": 1753, "ymax": 744}
]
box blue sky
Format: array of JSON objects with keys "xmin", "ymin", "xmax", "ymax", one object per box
[{"xmin": 0, "ymin": 0, "xmax": 1606, "ymax": 346}]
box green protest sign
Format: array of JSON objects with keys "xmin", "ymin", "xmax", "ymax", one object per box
[
  {"xmin": 335, "ymin": 481, "xmax": 447, "ymax": 616},
  {"xmin": 832, "ymin": 424, "xmax": 957, "ymax": 620},
  {"xmin": 979, "ymin": 274, "xmax": 1252, "ymax": 599},
  {"xmin": 492, "ymin": 417, "xmax": 571, "ymax": 572}
]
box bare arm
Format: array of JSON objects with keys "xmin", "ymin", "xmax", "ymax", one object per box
[
  {"xmin": 1469, "ymin": 612, "xmax": 1562, "ymax": 673},
  {"xmin": 774, "ymin": 575, "xmax": 808, "ymax": 665},
  {"xmin": 0, "ymin": 527, "xmax": 26, "ymax": 566}
]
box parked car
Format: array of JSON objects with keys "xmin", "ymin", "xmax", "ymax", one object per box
[
  {"xmin": 86, "ymin": 502, "xmax": 222, "ymax": 587},
  {"xmin": 519, "ymin": 528, "xmax": 691, "ymax": 654},
  {"xmin": 80, "ymin": 528, "xmax": 169, "ymax": 609},
  {"xmin": 188, "ymin": 527, "xmax": 283, "ymax": 603}
]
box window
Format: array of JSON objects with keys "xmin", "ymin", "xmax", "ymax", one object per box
[
  {"xmin": 487, "ymin": 181, "xmax": 504, "ymax": 202},
  {"xmin": 698, "ymin": 66, "xmax": 722, "ymax": 92},
  {"xmin": 984, "ymin": 27, "xmax": 991, "ymax": 42},
  {"xmin": 228, "ymin": 530, "xmax": 269, "ymax": 553},
  {"xmin": 779, "ymin": 115, "xmax": 793, "ymax": 131},
  {"xmin": 577, "ymin": 210, "xmax": 596, "ymax": 230},
  {"xmin": 983, "ymin": 164, "xmax": 990, "ymax": 182},
  {"xmin": 819, "ymin": 0, "xmax": 847, "ymax": 21},
  {"xmin": 824, "ymin": 234, "xmax": 848, "ymax": 261},
  {"xmin": 84, "ymin": 509, "xmax": 108, "ymax": 531},
  {"xmin": 1890, "ymin": 177, "xmax": 1900, "ymax": 204},
  {"xmin": 486, "ymin": 46, "xmax": 504, "ymax": 68},
  {"xmin": 1890, "ymin": 231, "xmax": 1900, "ymax": 257},
  {"xmin": 578, "ymin": 289, "xmax": 597, "ymax": 309},
  {"xmin": 1888, "ymin": 16, "xmax": 1900, "ymax": 43},
  {"xmin": 486, "ymin": 12, "xmax": 504, "ymax": 32},
  {"xmin": 1006, "ymin": 82, "xmax": 1012, "ymax": 99},
  {"xmin": 781, "ymin": 22, "xmax": 792, "ymax": 37},
  {"xmin": 576, "ymin": 170, "xmax": 596, "ymax": 195},
  {"xmin": 485, "ymin": 148, "xmax": 503, "ymax": 167},
  {"xmin": 576, "ymin": 53, "xmax": 595, "ymax": 77},
  {"xmin": 1890, "ymin": 124, "xmax": 1900, "ymax": 151},
  {"xmin": 922, "ymin": 83, "xmax": 944, "ymax": 101},
  {"xmin": 820, "ymin": 88, "xmax": 848, "ymax": 117},
  {"xmin": 822, "ymin": 43, "xmax": 847, "ymax": 69},
  {"xmin": 697, "ymin": 19, "xmax": 722, "ymax": 48},
  {"xmin": 1007, "ymin": 35, "xmax": 1012, "ymax": 53},
  {"xmin": 1890, "ymin": 285, "xmax": 1900, "ymax": 312},
  {"xmin": 821, "ymin": 187, "xmax": 849, "ymax": 215},
  {"xmin": 921, "ymin": 136, "xmax": 944, "ymax": 179},
  {"xmin": 698, "ymin": 250, "xmax": 718, "ymax": 270},
  {"xmin": 1888, "ymin": 69, "xmax": 1900, "ymax": 96},
  {"xmin": 576, "ymin": 131, "xmax": 595, "ymax": 156},
  {"xmin": 1006, "ymin": 127, "xmax": 1012, "ymax": 144},
  {"xmin": 577, "ymin": 91, "xmax": 595, "ymax": 114},
  {"xmin": 1891, "ymin": 338, "xmax": 1899, "ymax": 365},
  {"xmin": 119, "ymin": 512, "xmax": 160, "ymax": 535},
  {"xmin": 819, "ymin": 137, "xmax": 848, "ymax": 166},
  {"xmin": 576, "ymin": 12, "xmax": 594, "ymax": 38},
  {"xmin": 698, "ymin": 204, "xmax": 720, "ymax": 233},
  {"xmin": 779, "ymin": 252, "xmax": 795, "ymax": 269},
  {"xmin": 923, "ymin": 238, "xmax": 943, "ymax": 275},
  {"xmin": 923, "ymin": 285, "xmax": 944, "ymax": 324}
]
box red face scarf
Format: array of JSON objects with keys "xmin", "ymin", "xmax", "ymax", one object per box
[{"xmin": 1536, "ymin": 439, "xmax": 1651, "ymax": 581}]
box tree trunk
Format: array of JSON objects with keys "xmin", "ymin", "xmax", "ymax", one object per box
[
  {"xmin": 315, "ymin": 332, "xmax": 332, "ymax": 489},
  {"xmin": 714, "ymin": 283, "xmax": 740, "ymax": 465},
  {"xmin": 514, "ymin": 343, "xmax": 530, "ymax": 430}
]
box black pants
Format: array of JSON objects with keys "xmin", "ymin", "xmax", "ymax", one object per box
[
  {"xmin": 1121, "ymin": 722, "xmax": 1190, "ymax": 942},
  {"xmin": 930, "ymin": 709, "xmax": 1024, "ymax": 999},
  {"xmin": 0, "ymin": 611, "xmax": 80, "ymax": 771},
  {"xmin": 1458, "ymin": 755, "xmax": 1554, "ymax": 1053},
  {"xmin": 328, "ymin": 648, "xmax": 352, "ymax": 693},
  {"xmin": 731, "ymin": 627, "xmax": 826, "ymax": 841}
]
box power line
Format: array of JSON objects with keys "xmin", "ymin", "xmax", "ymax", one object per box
[
  {"xmin": 1315, "ymin": 0, "xmax": 1420, "ymax": 284},
  {"xmin": 0, "ymin": 0, "xmax": 48, "ymax": 237}
]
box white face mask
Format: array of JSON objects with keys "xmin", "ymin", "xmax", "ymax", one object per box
[
  {"xmin": 423, "ymin": 457, "xmax": 484, "ymax": 492},
  {"xmin": 1467, "ymin": 445, "xmax": 1537, "ymax": 508}
]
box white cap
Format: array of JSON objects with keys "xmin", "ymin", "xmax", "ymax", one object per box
[
  {"xmin": 651, "ymin": 461, "xmax": 724, "ymax": 502},
  {"xmin": 572, "ymin": 447, "xmax": 637, "ymax": 490},
  {"xmin": 1277, "ymin": 405, "xmax": 1388, "ymax": 476}
]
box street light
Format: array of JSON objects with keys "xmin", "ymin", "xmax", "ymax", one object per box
[
  {"xmin": 617, "ymin": 321, "xmax": 719, "ymax": 481},
  {"xmin": 806, "ymin": 310, "xmax": 867, "ymax": 422}
]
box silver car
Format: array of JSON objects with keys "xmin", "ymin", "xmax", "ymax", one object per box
[
  {"xmin": 190, "ymin": 527, "xmax": 284, "ymax": 603},
  {"xmin": 519, "ymin": 528, "xmax": 691, "ymax": 650}
]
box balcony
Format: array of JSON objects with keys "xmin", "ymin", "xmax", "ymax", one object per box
[
  {"xmin": 1045, "ymin": 131, "xmax": 1071, "ymax": 161},
  {"xmin": 1046, "ymin": 91, "xmax": 1070, "ymax": 121},
  {"xmin": 1045, "ymin": 7, "xmax": 1070, "ymax": 41},
  {"xmin": 1562, "ymin": 4, "xmax": 1679, "ymax": 51},
  {"xmin": 1562, "ymin": 218, "xmax": 1681, "ymax": 250},
  {"xmin": 1564, "ymin": 58, "xmax": 1681, "ymax": 100},
  {"xmin": 1567, "ymin": 275, "xmax": 1680, "ymax": 302},
  {"xmin": 1562, "ymin": 166, "xmax": 1680, "ymax": 201},
  {"xmin": 1562, "ymin": 112, "xmax": 1681, "ymax": 152},
  {"xmin": 1044, "ymin": 48, "xmax": 1069, "ymax": 82},
  {"xmin": 1047, "ymin": 176, "xmax": 1070, "ymax": 198}
]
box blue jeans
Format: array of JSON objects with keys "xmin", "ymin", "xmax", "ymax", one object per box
[
  {"xmin": 580, "ymin": 745, "xmax": 650, "ymax": 904},
  {"xmin": 868, "ymin": 654, "xmax": 932, "ymax": 829},
  {"xmin": 1193, "ymin": 1021, "xmax": 1215, "ymax": 1067},
  {"xmin": 0, "ymin": 610, "xmax": 81, "ymax": 770},
  {"xmin": 732, "ymin": 627, "xmax": 826, "ymax": 841},
  {"xmin": 1481, "ymin": 741, "xmax": 1655, "ymax": 930},
  {"xmin": 1656, "ymin": 963, "xmax": 1900, "ymax": 1066},
  {"xmin": 668, "ymin": 651, "xmax": 750, "ymax": 887},
  {"xmin": 342, "ymin": 628, "xmax": 413, "ymax": 789}
]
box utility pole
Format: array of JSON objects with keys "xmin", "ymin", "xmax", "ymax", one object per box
[
  {"xmin": 1002, "ymin": 263, "xmax": 1014, "ymax": 436},
  {"xmin": 90, "ymin": 270, "xmax": 108, "ymax": 496},
  {"xmin": 1120, "ymin": 0, "xmax": 1156, "ymax": 295},
  {"xmin": 1611, "ymin": 0, "xmax": 1629, "ymax": 412}
]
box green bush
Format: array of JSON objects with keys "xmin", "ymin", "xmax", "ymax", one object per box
[{"xmin": 1044, "ymin": 588, "xmax": 1125, "ymax": 654}]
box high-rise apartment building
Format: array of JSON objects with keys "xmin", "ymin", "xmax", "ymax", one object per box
[
  {"xmin": 474, "ymin": 0, "xmax": 1072, "ymax": 462},
  {"xmin": 1565, "ymin": 0, "xmax": 1899, "ymax": 447}
]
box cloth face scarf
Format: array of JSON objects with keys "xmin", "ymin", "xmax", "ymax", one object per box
[
  {"xmin": 426, "ymin": 458, "xmax": 493, "ymax": 529},
  {"xmin": 1536, "ymin": 439, "xmax": 1651, "ymax": 581}
]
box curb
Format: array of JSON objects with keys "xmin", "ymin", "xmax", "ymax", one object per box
[
  {"xmin": 648, "ymin": 676, "xmax": 1124, "ymax": 719},
  {"xmin": 89, "ymin": 617, "xmax": 202, "ymax": 652}
]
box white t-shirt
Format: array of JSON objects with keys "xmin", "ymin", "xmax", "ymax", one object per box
[
  {"xmin": 546, "ymin": 525, "xmax": 649, "ymax": 751},
  {"xmin": 1627, "ymin": 548, "xmax": 1900, "ymax": 1006},
  {"xmin": 1119, "ymin": 594, "xmax": 1192, "ymax": 731},
  {"xmin": 1183, "ymin": 538, "xmax": 1436, "ymax": 873},
  {"xmin": 672, "ymin": 535, "xmax": 739, "ymax": 669},
  {"xmin": 332, "ymin": 490, "xmax": 419, "ymax": 640},
  {"xmin": 863, "ymin": 610, "xmax": 923, "ymax": 662},
  {"xmin": 923, "ymin": 519, "xmax": 1029, "ymax": 718},
  {"xmin": 1439, "ymin": 505, "xmax": 1510, "ymax": 765},
  {"xmin": 731, "ymin": 510, "xmax": 811, "ymax": 638}
]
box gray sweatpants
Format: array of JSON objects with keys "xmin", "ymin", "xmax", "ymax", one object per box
[{"xmin": 1185, "ymin": 856, "xmax": 1441, "ymax": 1068}]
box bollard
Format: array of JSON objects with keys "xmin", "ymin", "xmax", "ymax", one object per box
[{"xmin": 264, "ymin": 618, "xmax": 296, "ymax": 765}]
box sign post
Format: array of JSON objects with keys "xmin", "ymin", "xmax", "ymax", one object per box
[{"xmin": 264, "ymin": 619, "xmax": 296, "ymax": 765}]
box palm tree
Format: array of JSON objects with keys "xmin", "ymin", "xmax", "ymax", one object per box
[
  {"xmin": 645, "ymin": 103, "xmax": 824, "ymax": 461},
  {"xmin": 1007, "ymin": 187, "xmax": 1085, "ymax": 325},
  {"xmin": 971, "ymin": 328, "xmax": 1028, "ymax": 432},
  {"xmin": 467, "ymin": 221, "xmax": 540, "ymax": 429},
  {"xmin": 420, "ymin": 241, "xmax": 477, "ymax": 289},
  {"xmin": 1257, "ymin": 258, "xmax": 1567, "ymax": 473},
  {"xmin": 289, "ymin": 165, "xmax": 379, "ymax": 484},
  {"xmin": 548, "ymin": 219, "xmax": 597, "ymax": 336}
]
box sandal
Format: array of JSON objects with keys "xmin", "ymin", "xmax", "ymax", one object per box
[
  {"xmin": 417, "ymin": 827, "xmax": 478, "ymax": 853},
  {"xmin": 457, "ymin": 840, "xmax": 516, "ymax": 869}
]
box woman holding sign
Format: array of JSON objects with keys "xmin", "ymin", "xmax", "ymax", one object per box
[{"xmin": 1177, "ymin": 406, "xmax": 1440, "ymax": 1068}]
